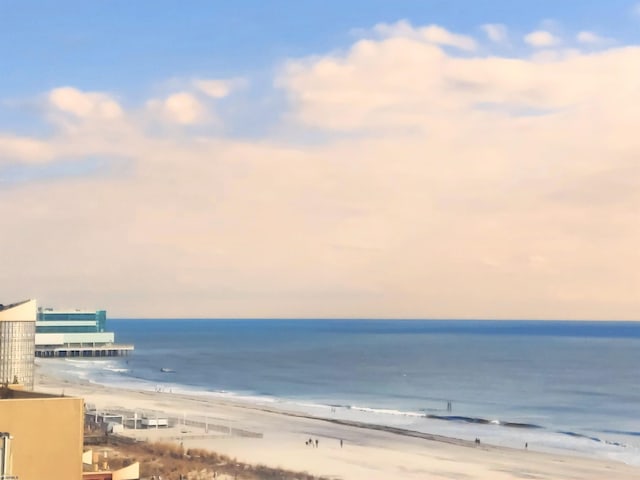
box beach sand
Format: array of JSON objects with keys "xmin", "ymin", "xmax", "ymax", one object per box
[{"xmin": 36, "ymin": 371, "xmax": 640, "ymax": 480}]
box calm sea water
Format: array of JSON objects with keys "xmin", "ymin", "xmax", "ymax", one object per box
[{"xmin": 37, "ymin": 319, "xmax": 640, "ymax": 464}]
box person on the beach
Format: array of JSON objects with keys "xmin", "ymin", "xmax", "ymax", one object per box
[
  {"xmin": 315, "ymin": 439, "xmax": 319, "ymax": 448},
  {"xmin": 340, "ymin": 439, "xmax": 343, "ymax": 448}
]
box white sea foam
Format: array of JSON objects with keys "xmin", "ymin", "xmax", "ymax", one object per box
[{"xmin": 348, "ymin": 405, "xmax": 424, "ymax": 417}]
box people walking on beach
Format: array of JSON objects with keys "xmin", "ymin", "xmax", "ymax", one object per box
[
  {"xmin": 315, "ymin": 439, "xmax": 319, "ymax": 448},
  {"xmin": 340, "ymin": 439, "xmax": 343, "ymax": 448}
]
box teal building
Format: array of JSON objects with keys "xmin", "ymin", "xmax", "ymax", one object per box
[
  {"xmin": 35, "ymin": 308, "xmax": 133, "ymax": 357},
  {"xmin": 36, "ymin": 308, "xmax": 107, "ymax": 333}
]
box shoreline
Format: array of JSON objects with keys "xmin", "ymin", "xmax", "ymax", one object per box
[
  {"xmin": 37, "ymin": 358, "xmax": 637, "ymax": 462},
  {"xmin": 35, "ymin": 368, "xmax": 640, "ymax": 480}
]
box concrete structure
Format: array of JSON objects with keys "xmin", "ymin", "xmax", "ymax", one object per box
[
  {"xmin": 141, "ymin": 417, "xmax": 169, "ymax": 428},
  {"xmin": 36, "ymin": 308, "xmax": 133, "ymax": 358},
  {"xmin": 0, "ymin": 300, "xmax": 36, "ymax": 390},
  {"xmin": 0, "ymin": 386, "xmax": 84, "ymax": 480},
  {"xmin": 83, "ymin": 463, "xmax": 139, "ymax": 480},
  {"xmin": 82, "ymin": 450, "xmax": 139, "ymax": 480},
  {"xmin": 0, "ymin": 432, "xmax": 15, "ymax": 479}
]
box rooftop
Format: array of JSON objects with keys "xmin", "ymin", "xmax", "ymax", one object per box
[
  {"xmin": 0, "ymin": 386, "xmax": 65, "ymax": 400},
  {"xmin": 0, "ymin": 299, "xmax": 32, "ymax": 312},
  {"xmin": 39, "ymin": 308, "xmax": 104, "ymax": 314},
  {"xmin": 0, "ymin": 299, "xmax": 37, "ymax": 322}
]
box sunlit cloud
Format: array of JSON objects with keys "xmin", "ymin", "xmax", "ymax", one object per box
[
  {"xmin": 147, "ymin": 91, "xmax": 208, "ymax": 125},
  {"xmin": 1, "ymin": 21, "xmax": 639, "ymax": 319},
  {"xmin": 372, "ymin": 21, "xmax": 477, "ymax": 51},
  {"xmin": 193, "ymin": 77, "xmax": 246, "ymax": 98},
  {"xmin": 48, "ymin": 87, "xmax": 123, "ymax": 120},
  {"xmin": 576, "ymin": 31, "xmax": 609, "ymax": 45},
  {"xmin": 0, "ymin": 135, "xmax": 54, "ymax": 164},
  {"xmin": 524, "ymin": 30, "xmax": 560, "ymax": 47},
  {"xmin": 481, "ymin": 23, "xmax": 508, "ymax": 44}
]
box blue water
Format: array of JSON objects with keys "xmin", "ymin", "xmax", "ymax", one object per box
[{"xmin": 38, "ymin": 319, "xmax": 640, "ymax": 464}]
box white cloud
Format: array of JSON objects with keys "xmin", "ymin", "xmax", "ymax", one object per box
[
  {"xmin": 164, "ymin": 92, "xmax": 204, "ymax": 124},
  {"xmin": 372, "ymin": 21, "xmax": 476, "ymax": 51},
  {"xmin": 2, "ymin": 22, "xmax": 640, "ymax": 319},
  {"xmin": 371, "ymin": 19, "xmax": 414, "ymax": 38},
  {"xmin": 0, "ymin": 135, "xmax": 54, "ymax": 163},
  {"xmin": 277, "ymin": 31, "xmax": 640, "ymax": 319},
  {"xmin": 193, "ymin": 80, "xmax": 231, "ymax": 98},
  {"xmin": 524, "ymin": 30, "xmax": 560, "ymax": 47},
  {"xmin": 421, "ymin": 24, "xmax": 477, "ymax": 51},
  {"xmin": 150, "ymin": 92, "xmax": 207, "ymax": 125},
  {"xmin": 281, "ymin": 32, "xmax": 639, "ymax": 132},
  {"xmin": 194, "ymin": 79, "xmax": 231, "ymax": 98},
  {"xmin": 481, "ymin": 23, "xmax": 508, "ymax": 44},
  {"xmin": 576, "ymin": 31, "xmax": 608, "ymax": 45},
  {"xmin": 193, "ymin": 78, "xmax": 246, "ymax": 98},
  {"xmin": 48, "ymin": 87, "xmax": 123, "ymax": 120}
]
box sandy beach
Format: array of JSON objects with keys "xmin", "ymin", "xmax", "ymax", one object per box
[{"xmin": 34, "ymin": 370, "xmax": 640, "ymax": 480}]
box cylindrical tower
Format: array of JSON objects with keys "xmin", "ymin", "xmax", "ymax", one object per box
[{"xmin": 0, "ymin": 299, "xmax": 36, "ymax": 390}]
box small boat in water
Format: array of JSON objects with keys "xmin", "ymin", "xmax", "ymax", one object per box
[{"xmin": 160, "ymin": 367, "xmax": 175, "ymax": 373}]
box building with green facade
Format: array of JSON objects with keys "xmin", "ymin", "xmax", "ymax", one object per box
[{"xmin": 35, "ymin": 308, "xmax": 133, "ymax": 357}]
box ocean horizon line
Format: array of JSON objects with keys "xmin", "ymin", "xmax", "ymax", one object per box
[{"xmin": 110, "ymin": 317, "xmax": 640, "ymax": 322}]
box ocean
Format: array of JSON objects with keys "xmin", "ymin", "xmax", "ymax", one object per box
[{"xmin": 36, "ymin": 319, "xmax": 640, "ymax": 465}]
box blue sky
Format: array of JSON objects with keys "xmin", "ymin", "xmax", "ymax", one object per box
[
  {"xmin": 2, "ymin": 2, "xmax": 640, "ymax": 318},
  {"xmin": 2, "ymin": 0, "xmax": 639, "ymax": 98},
  {"xmin": 2, "ymin": 0, "xmax": 639, "ymax": 138}
]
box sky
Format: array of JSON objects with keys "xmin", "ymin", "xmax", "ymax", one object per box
[{"xmin": 1, "ymin": 1, "xmax": 640, "ymax": 319}]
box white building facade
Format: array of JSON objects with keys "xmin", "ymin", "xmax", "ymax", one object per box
[{"xmin": 0, "ymin": 300, "xmax": 37, "ymax": 389}]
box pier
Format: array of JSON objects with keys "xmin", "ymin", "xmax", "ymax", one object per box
[{"xmin": 35, "ymin": 343, "xmax": 134, "ymax": 358}]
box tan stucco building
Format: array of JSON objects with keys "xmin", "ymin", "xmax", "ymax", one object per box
[{"xmin": 0, "ymin": 387, "xmax": 84, "ymax": 480}]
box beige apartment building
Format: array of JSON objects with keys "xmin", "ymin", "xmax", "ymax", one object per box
[{"xmin": 0, "ymin": 387, "xmax": 84, "ymax": 480}]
